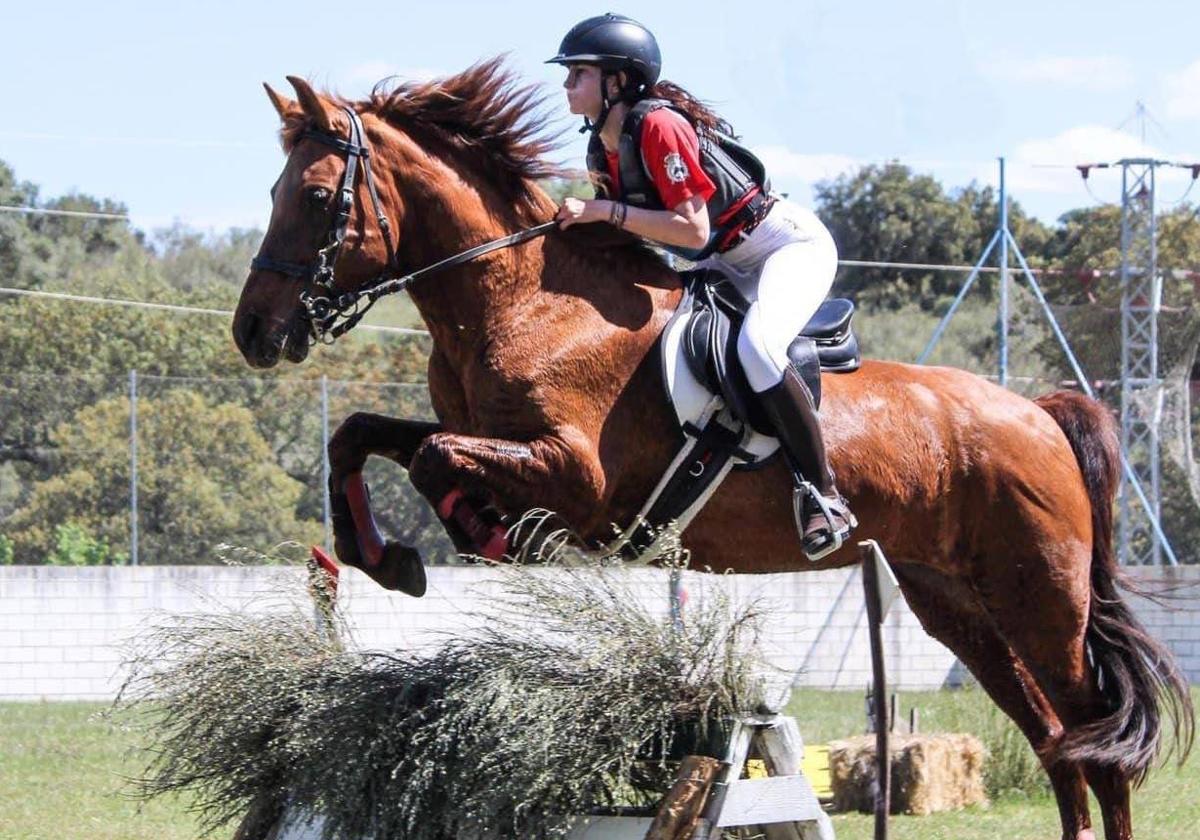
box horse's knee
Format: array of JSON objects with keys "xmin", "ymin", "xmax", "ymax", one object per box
[
  {"xmin": 408, "ymin": 434, "xmax": 459, "ymax": 498},
  {"xmin": 328, "ymin": 411, "xmax": 376, "ymax": 472}
]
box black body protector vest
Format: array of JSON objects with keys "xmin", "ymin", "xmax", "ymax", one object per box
[{"xmin": 587, "ymin": 99, "xmax": 772, "ymax": 261}]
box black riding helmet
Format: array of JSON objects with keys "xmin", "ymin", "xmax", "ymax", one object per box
[
  {"xmin": 546, "ymin": 13, "xmax": 662, "ymax": 133},
  {"xmin": 546, "ymin": 13, "xmax": 662, "ymax": 86}
]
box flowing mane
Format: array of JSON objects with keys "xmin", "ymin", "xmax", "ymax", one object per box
[
  {"xmin": 369, "ymin": 56, "xmax": 566, "ymax": 181},
  {"xmin": 277, "ymin": 57, "xmax": 661, "ymax": 251},
  {"xmin": 277, "ymin": 58, "xmax": 570, "ymax": 220}
]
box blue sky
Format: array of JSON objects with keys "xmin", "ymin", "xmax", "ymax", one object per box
[{"xmin": 3, "ymin": 0, "xmax": 1198, "ymax": 233}]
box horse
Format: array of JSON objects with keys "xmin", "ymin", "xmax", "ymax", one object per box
[{"xmin": 232, "ymin": 59, "xmax": 1192, "ymax": 840}]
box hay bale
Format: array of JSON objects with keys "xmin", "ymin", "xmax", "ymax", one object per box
[{"xmin": 826, "ymin": 733, "xmax": 987, "ymax": 816}]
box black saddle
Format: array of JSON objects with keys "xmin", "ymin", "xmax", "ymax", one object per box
[{"xmin": 679, "ymin": 269, "xmax": 861, "ymax": 436}]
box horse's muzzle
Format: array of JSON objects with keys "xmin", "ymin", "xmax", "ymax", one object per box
[{"xmin": 233, "ymin": 310, "xmax": 309, "ymax": 368}]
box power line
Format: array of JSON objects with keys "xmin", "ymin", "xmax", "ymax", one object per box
[
  {"xmin": 0, "ymin": 130, "xmax": 274, "ymax": 150},
  {"xmin": 841, "ymin": 258, "xmax": 1036, "ymax": 274},
  {"xmin": 0, "ymin": 286, "xmax": 430, "ymax": 337},
  {"xmin": 0, "ymin": 369, "xmax": 426, "ymax": 387},
  {"xmin": 5, "ymin": 256, "xmax": 1190, "ymax": 332},
  {"xmin": 0, "ymin": 205, "xmax": 131, "ymax": 221}
]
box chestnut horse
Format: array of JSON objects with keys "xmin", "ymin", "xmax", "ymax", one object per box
[{"xmin": 233, "ymin": 60, "xmax": 1191, "ymax": 839}]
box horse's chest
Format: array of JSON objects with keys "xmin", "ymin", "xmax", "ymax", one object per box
[{"xmin": 460, "ymin": 362, "xmax": 554, "ymax": 434}]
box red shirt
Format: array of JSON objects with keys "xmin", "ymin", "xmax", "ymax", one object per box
[{"xmin": 604, "ymin": 108, "xmax": 717, "ymax": 210}]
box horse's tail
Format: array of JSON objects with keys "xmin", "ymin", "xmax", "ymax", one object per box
[{"xmin": 1035, "ymin": 390, "xmax": 1194, "ymax": 784}]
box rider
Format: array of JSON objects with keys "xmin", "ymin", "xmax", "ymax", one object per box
[{"xmin": 548, "ymin": 13, "xmax": 855, "ymax": 560}]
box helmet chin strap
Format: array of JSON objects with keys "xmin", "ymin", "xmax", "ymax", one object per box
[{"xmin": 580, "ymin": 72, "xmax": 615, "ymax": 135}]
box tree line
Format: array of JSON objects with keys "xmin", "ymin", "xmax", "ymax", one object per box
[{"xmin": 2, "ymin": 159, "xmax": 1198, "ymax": 564}]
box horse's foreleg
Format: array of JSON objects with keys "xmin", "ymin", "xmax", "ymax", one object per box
[
  {"xmin": 326, "ymin": 412, "xmax": 442, "ymax": 594},
  {"xmin": 407, "ymin": 428, "xmax": 604, "ymax": 560},
  {"xmin": 328, "ymin": 412, "xmax": 441, "ymax": 475}
]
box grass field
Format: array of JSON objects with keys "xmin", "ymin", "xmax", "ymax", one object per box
[
  {"xmin": 782, "ymin": 688, "xmax": 1200, "ymax": 840},
  {"xmin": 2, "ymin": 690, "xmax": 1197, "ymax": 840},
  {"xmin": 0, "ymin": 702, "xmax": 197, "ymax": 840}
]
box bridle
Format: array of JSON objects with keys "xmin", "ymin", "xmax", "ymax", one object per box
[{"xmin": 251, "ymin": 105, "xmax": 555, "ymax": 343}]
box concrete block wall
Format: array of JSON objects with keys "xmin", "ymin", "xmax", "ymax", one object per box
[
  {"xmin": 1, "ymin": 564, "xmax": 1198, "ymax": 701},
  {"xmin": 0, "ymin": 566, "xmax": 307, "ymax": 700}
]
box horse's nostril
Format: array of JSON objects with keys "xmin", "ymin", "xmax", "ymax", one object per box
[{"xmin": 235, "ymin": 312, "xmax": 262, "ymax": 352}]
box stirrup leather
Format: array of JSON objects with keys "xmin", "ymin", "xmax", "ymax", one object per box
[{"xmin": 792, "ymin": 481, "xmax": 856, "ymax": 561}]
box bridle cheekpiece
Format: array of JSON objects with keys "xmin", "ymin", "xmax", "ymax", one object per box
[{"xmin": 251, "ymin": 104, "xmax": 554, "ymax": 344}]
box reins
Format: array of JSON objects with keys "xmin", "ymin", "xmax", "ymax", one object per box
[{"xmin": 251, "ymin": 105, "xmax": 556, "ymax": 343}]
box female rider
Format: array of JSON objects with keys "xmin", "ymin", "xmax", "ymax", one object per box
[{"xmin": 548, "ymin": 13, "xmax": 855, "ymax": 560}]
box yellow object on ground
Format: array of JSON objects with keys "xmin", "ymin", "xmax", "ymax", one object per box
[
  {"xmin": 744, "ymin": 745, "xmax": 832, "ymax": 798},
  {"xmin": 801, "ymin": 745, "xmax": 833, "ymax": 798}
]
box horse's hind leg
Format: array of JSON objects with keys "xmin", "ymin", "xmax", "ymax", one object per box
[
  {"xmin": 966, "ymin": 542, "xmax": 1145, "ymax": 839},
  {"xmin": 892, "ymin": 562, "xmax": 1096, "ymax": 840},
  {"xmin": 1083, "ymin": 764, "xmax": 1132, "ymax": 840}
]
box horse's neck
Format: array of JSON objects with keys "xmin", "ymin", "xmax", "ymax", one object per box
[
  {"xmin": 378, "ymin": 126, "xmax": 679, "ymax": 381},
  {"xmin": 382, "ymin": 147, "xmax": 546, "ymax": 347}
]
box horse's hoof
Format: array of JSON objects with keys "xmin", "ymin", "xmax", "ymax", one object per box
[
  {"xmin": 381, "ymin": 542, "xmax": 427, "ymax": 598},
  {"xmin": 332, "ymin": 531, "xmax": 362, "ymax": 569}
]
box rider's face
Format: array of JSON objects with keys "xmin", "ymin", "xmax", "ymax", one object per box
[{"xmin": 563, "ymin": 64, "xmax": 603, "ymax": 120}]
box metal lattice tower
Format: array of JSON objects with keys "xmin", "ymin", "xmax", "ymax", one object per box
[
  {"xmin": 922, "ymin": 157, "xmax": 1180, "ymax": 566},
  {"xmin": 1117, "ymin": 160, "xmax": 1163, "ymax": 566}
]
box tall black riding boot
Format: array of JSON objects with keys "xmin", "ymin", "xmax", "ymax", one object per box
[{"xmin": 758, "ymin": 366, "xmax": 856, "ymax": 560}]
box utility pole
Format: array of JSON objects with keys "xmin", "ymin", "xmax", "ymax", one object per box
[
  {"xmin": 1117, "ymin": 160, "xmax": 1163, "ymax": 565},
  {"xmin": 922, "ymin": 158, "xmax": 1180, "ymax": 565},
  {"xmin": 1076, "ymin": 156, "xmax": 1200, "ymax": 564}
]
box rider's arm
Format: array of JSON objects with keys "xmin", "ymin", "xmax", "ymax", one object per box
[
  {"xmin": 556, "ymin": 195, "xmax": 707, "ymax": 249},
  {"xmin": 556, "ymin": 109, "xmax": 714, "ymax": 250},
  {"xmin": 627, "ymin": 109, "xmax": 714, "ymax": 249},
  {"xmin": 615, "ymin": 195, "xmax": 709, "ymax": 249}
]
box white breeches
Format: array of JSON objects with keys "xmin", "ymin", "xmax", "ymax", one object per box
[{"xmin": 697, "ymin": 198, "xmax": 839, "ymax": 393}]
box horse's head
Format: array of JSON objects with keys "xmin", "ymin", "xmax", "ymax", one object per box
[{"xmin": 233, "ymin": 77, "xmax": 401, "ymax": 368}]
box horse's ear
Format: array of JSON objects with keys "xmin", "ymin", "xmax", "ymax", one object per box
[
  {"xmin": 286, "ymin": 75, "xmax": 335, "ymax": 133},
  {"xmin": 263, "ymin": 83, "xmax": 300, "ymax": 122}
]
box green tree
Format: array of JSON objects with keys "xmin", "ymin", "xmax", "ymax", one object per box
[
  {"xmin": 541, "ymin": 176, "xmax": 594, "ymax": 205},
  {"xmin": 0, "ymin": 160, "xmax": 45, "ymax": 289},
  {"xmin": 6, "ymin": 390, "xmax": 321, "ymax": 564},
  {"xmin": 152, "ymin": 224, "xmax": 261, "ymax": 293},
  {"xmin": 1039, "ymin": 204, "xmax": 1200, "ymax": 308},
  {"xmin": 814, "ymin": 162, "xmax": 1050, "ymax": 313},
  {"xmin": 0, "ymin": 206, "xmax": 432, "ymax": 522},
  {"xmin": 46, "ymin": 522, "xmax": 124, "ymax": 566}
]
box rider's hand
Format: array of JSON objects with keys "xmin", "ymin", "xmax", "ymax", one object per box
[{"xmin": 555, "ymin": 197, "xmax": 608, "ymax": 229}]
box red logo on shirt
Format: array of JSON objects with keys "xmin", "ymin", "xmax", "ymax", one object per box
[{"xmin": 664, "ymin": 152, "xmax": 689, "ymax": 184}]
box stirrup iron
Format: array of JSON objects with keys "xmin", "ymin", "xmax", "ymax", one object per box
[{"xmin": 792, "ymin": 481, "xmax": 855, "ymax": 562}]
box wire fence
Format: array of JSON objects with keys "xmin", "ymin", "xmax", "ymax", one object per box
[
  {"xmin": 0, "ymin": 371, "xmax": 455, "ymax": 567},
  {"xmin": 3, "ymin": 280, "xmax": 1199, "ymax": 567}
]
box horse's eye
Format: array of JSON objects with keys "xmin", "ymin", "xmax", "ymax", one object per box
[{"xmin": 305, "ymin": 187, "xmax": 331, "ymax": 207}]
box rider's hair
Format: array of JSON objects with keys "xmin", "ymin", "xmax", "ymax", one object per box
[{"xmin": 625, "ymin": 77, "xmax": 736, "ymax": 137}]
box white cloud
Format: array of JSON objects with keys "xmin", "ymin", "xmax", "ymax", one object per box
[
  {"xmin": 983, "ymin": 55, "xmax": 1133, "ymax": 92},
  {"xmin": 1006, "ymin": 125, "xmax": 1157, "ymax": 196},
  {"xmin": 1016, "ymin": 124, "xmax": 1156, "ymax": 165},
  {"xmin": 752, "ymin": 146, "xmax": 859, "ymax": 185},
  {"xmin": 336, "ymin": 62, "xmax": 444, "ymax": 90},
  {"xmin": 984, "ymin": 125, "xmax": 1196, "ymax": 203},
  {"xmin": 1164, "ymin": 58, "xmax": 1200, "ymax": 121}
]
